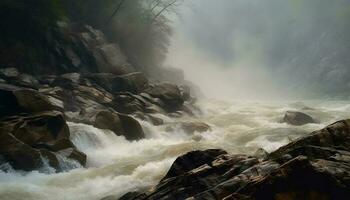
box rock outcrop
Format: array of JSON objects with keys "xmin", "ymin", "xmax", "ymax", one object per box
[
  {"xmin": 0, "ymin": 111, "xmax": 86, "ymax": 171},
  {"xmin": 120, "ymin": 119, "xmax": 350, "ymax": 200},
  {"xmin": 0, "ymin": 64, "xmax": 195, "ymax": 171},
  {"xmin": 0, "ymin": 19, "xmax": 198, "ymax": 173},
  {"xmin": 0, "ymin": 83, "xmax": 61, "ymax": 117},
  {"xmin": 145, "ymin": 83, "xmax": 185, "ymax": 112},
  {"xmin": 283, "ymin": 111, "xmax": 316, "ymax": 126}
]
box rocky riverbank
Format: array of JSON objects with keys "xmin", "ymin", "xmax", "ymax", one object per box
[
  {"xmin": 0, "ymin": 64, "xmax": 197, "ymax": 172},
  {"xmin": 0, "ymin": 21, "xmax": 200, "ymax": 172},
  {"xmin": 117, "ymin": 119, "xmax": 350, "ymax": 200},
  {"xmin": 0, "ymin": 14, "xmax": 349, "ymax": 200}
]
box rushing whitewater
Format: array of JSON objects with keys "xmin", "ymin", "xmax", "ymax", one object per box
[{"xmin": 1, "ymin": 100, "xmax": 350, "ymax": 200}]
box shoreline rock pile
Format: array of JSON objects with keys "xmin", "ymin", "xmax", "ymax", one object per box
[{"xmin": 119, "ymin": 119, "xmax": 350, "ymax": 200}]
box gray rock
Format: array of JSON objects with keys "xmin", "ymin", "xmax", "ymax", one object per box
[
  {"xmin": 67, "ymin": 109, "xmax": 145, "ymax": 141},
  {"xmin": 0, "ymin": 111, "xmax": 86, "ymax": 171},
  {"xmin": 111, "ymin": 72, "xmax": 149, "ymax": 93},
  {"xmin": 0, "ymin": 83, "xmax": 62, "ymax": 117},
  {"xmin": 93, "ymin": 110, "xmax": 124, "ymax": 136},
  {"xmin": 121, "ymin": 119, "xmax": 350, "ymax": 200},
  {"xmin": 0, "ymin": 68, "xmax": 19, "ymax": 78},
  {"xmin": 118, "ymin": 114, "xmax": 145, "ymax": 141},
  {"xmin": 180, "ymin": 121, "xmax": 210, "ymax": 134},
  {"xmin": 283, "ymin": 111, "xmax": 316, "ymax": 125},
  {"xmin": 145, "ymin": 83, "xmax": 184, "ymax": 112}
]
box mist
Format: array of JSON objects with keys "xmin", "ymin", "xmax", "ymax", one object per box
[{"xmin": 166, "ymin": 0, "xmax": 350, "ymax": 100}]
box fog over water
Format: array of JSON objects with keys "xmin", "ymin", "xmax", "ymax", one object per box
[
  {"xmin": 1, "ymin": 1, "xmax": 350, "ymax": 200},
  {"xmin": 166, "ymin": 0, "xmax": 350, "ymax": 100},
  {"xmin": 2, "ymin": 100, "xmax": 350, "ymax": 200}
]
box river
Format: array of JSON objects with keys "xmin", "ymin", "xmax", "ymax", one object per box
[{"xmin": 1, "ymin": 99, "xmax": 350, "ymax": 200}]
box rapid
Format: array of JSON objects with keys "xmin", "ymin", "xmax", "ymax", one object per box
[{"xmin": 1, "ymin": 99, "xmax": 350, "ymax": 200}]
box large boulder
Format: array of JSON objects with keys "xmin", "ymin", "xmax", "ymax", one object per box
[
  {"xmin": 6, "ymin": 111, "xmax": 70, "ymax": 146},
  {"xmin": 91, "ymin": 43, "xmax": 134, "ymax": 75},
  {"xmin": 0, "ymin": 111, "xmax": 86, "ymax": 171},
  {"xmin": 162, "ymin": 149, "xmax": 227, "ymax": 180},
  {"xmin": 0, "ymin": 133, "xmax": 43, "ymax": 171},
  {"xmin": 120, "ymin": 119, "xmax": 350, "ymax": 200},
  {"xmin": 67, "ymin": 109, "xmax": 145, "ymax": 141},
  {"xmin": 13, "ymin": 89, "xmax": 61, "ymax": 113},
  {"xmin": 93, "ymin": 110, "xmax": 125, "ymax": 136},
  {"xmin": 0, "ymin": 83, "xmax": 61, "ymax": 117},
  {"xmin": 84, "ymin": 72, "xmax": 148, "ymax": 94},
  {"xmin": 40, "ymin": 77, "xmax": 114, "ymax": 113},
  {"xmin": 112, "ymin": 93, "xmax": 147, "ymax": 114},
  {"xmin": 145, "ymin": 83, "xmax": 184, "ymax": 112},
  {"xmin": 283, "ymin": 111, "xmax": 316, "ymax": 125},
  {"xmin": 118, "ymin": 114, "xmax": 145, "ymax": 140},
  {"xmin": 111, "ymin": 72, "xmax": 149, "ymax": 93}
]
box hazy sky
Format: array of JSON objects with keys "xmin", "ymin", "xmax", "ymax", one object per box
[{"xmin": 166, "ymin": 0, "xmax": 350, "ymax": 100}]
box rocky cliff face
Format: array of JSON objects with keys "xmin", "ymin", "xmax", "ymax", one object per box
[
  {"xmin": 0, "ymin": 22, "xmax": 197, "ymax": 172},
  {"xmin": 118, "ymin": 120, "xmax": 350, "ymax": 200}
]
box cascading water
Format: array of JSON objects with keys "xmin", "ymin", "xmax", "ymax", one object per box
[{"xmin": 1, "ymin": 100, "xmax": 350, "ymax": 200}]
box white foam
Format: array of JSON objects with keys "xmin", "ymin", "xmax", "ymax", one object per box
[{"xmin": 1, "ymin": 100, "xmax": 350, "ymax": 199}]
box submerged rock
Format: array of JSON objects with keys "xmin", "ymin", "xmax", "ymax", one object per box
[
  {"xmin": 283, "ymin": 111, "xmax": 316, "ymax": 125},
  {"xmin": 180, "ymin": 121, "xmax": 211, "ymax": 134},
  {"xmin": 120, "ymin": 119, "xmax": 350, "ymax": 200},
  {"xmin": 165, "ymin": 121, "xmax": 211, "ymax": 135}
]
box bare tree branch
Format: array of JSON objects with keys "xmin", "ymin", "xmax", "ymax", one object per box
[
  {"xmin": 106, "ymin": 0, "xmax": 127, "ymax": 24},
  {"xmin": 150, "ymin": 0, "xmax": 163, "ymax": 13},
  {"xmin": 151, "ymin": 0, "xmax": 178, "ymax": 23}
]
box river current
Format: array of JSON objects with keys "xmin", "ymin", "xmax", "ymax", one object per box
[{"xmin": 1, "ymin": 99, "xmax": 350, "ymax": 200}]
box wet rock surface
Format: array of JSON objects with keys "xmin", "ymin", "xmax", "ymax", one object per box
[
  {"xmin": 283, "ymin": 111, "xmax": 316, "ymax": 126},
  {"xmin": 165, "ymin": 121, "xmax": 211, "ymax": 135},
  {"xmin": 0, "ymin": 111, "xmax": 86, "ymax": 171},
  {"xmin": 119, "ymin": 119, "xmax": 350, "ymax": 200},
  {"xmin": 0, "ymin": 21, "xmax": 198, "ymax": 173},
  {"xmin": 145, "ymin": 83, "xmax": 185, "ymax": 112},
  {"xmin": 0, "ymin": 66, "xmax": 196, "ymax": 171},
  {"xmin": 180, "ymin": 121, "xmax": 211, "ymax": 134}
]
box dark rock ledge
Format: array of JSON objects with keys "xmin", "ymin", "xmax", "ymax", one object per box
[
  {"xmin": 118, "ymin": 119, "xmax": 350, "ymax": 200},
  {"xmin": 0, "ymin": 66, "xmax": 196, "ymax": 172}
]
